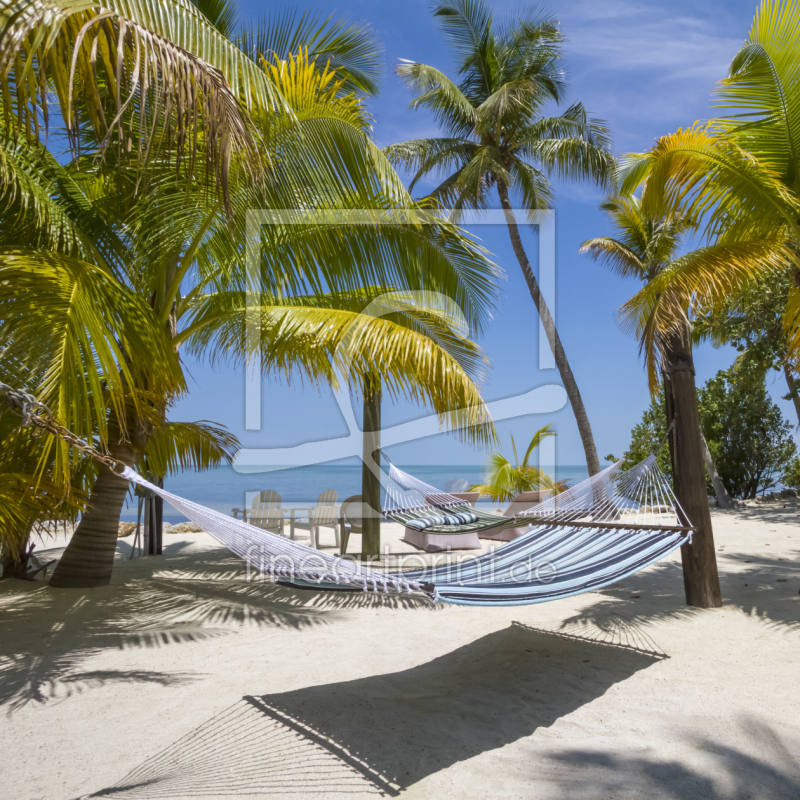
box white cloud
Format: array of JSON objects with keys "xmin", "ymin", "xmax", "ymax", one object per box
[{"xmin": 553, "ymin": 1, "xmax": 749, "ymax": 151}]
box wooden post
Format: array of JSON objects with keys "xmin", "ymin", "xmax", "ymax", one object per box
[
  {"xmin": 663, "ymin": 322, "xmax": 722, "ymax": 608},
  {"xmin": 361, "ymin": 375, "xmax": 382, "ymax": 560}
]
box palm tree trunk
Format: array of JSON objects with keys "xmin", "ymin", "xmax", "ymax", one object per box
[
  {"xmin": 782, "ymin": 361, "xmax": 800, "ymax": 426},
  {"xmin": 662, "ymin": 321, "xmax": 722, "ymax": 608},
  {"xmin": 361, "ymin": 375, "xmax": 382, "ymax": 560},
  {"xmin": 496, "ymin": 182, "xmax": 601, "ymax": 476},
  {"xmin": 49, "ymin": 437, "xmax": 136, "ymax": 588}
]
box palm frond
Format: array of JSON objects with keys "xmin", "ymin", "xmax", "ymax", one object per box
[
  {"xmin": 521, "ymin": 423, "xmax": 554, "ymax": 467},
  {"xmin": 0, "ymin": 248, "xmax": 183, "ymax": 480},
  {"xmin": 261, "ymin": 47, "xmax": 371, "ymax": 132},
  {"xmin": 714, "ymin": 0, "xmax": 800, "ymax": 182},
  {"xmin": 237, "ymin": 8, "xmax": 383, "ymax": 94},
  {"xmin": 520, "ymin": 106, "xmax": 615, "ymax": 189},
  {"xmin": 635, "ymin": 126, "xmax": 798, "ymax": 243},
  {"xmin": 0, "ymin": 133, "xmax": 126, "ymax": 271},
  {"xmin": 396, "ymin": 61, "xmax": 478, "ymax": 136},
  {"xmin": 189, "ymin": 0, "xmax": 238, "ymax": 38},
  {"xmin": 384, "ymin": 137, "xmax": 478, "ymax": 193},
  {"xmin": 509, "ymin": 157, "xmax": 553, "ymax": 215},
  {"xmin": 580, "ymin": 236, "xmax": 648, "ymax": 279},
  {"xmin": 432, "ymin": 0, "xmax": 494, "ymax": 97},
  {"xmin": 616, "ymin": 238, "xmax": 790, "ymax": 391},
  {"xmin": 1, "ymin": 0, "xmax": 272, "ymax": 200},
  {"xmin": 143, "ymin": 420, "xmax": 239, "ymax": 477},
  {"xmin": 447, "ymin": 144, "xmax": 507, "ymax": 221},
  {"xmin": 179, "ymin": 296, "xmax": 496, "ymax": 447}
]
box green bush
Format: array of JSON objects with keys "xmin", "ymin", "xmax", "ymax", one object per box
[{"xmin": 698, "ymin": 368, "xmax": 796, "ymax": 499}]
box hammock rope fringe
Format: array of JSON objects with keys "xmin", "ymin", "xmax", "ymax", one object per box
[{"xmin": 0, "ymin": 382, "xmax": 694, "ymax": 607}]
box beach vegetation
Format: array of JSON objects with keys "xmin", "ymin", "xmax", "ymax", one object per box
[
  {"xmin": 0, "ymin": 3, "xmax": 500, "ymax": 582},
  {"xmin": 699, "ymin": 367, "xmax": 797, "ymax": 499},
  {"xmin": 782, "ymin": 456, "xmax": 800, "ymax": 492},
  {"xmin": 694, "ymin": 273, "xmax": 800, "ymax": 426},
  {"xmin": 470, "ymin": 424, "xmax": 555, "ymax": 502}
]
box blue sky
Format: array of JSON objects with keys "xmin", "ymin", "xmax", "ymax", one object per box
[{"xmin": 174, "ymin": 0, "xmax": 798, "ymax": 468}]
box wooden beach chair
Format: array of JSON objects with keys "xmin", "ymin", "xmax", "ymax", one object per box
[{"xmin": 247, "ymin": 490, "xmax": 287, "ymax": 537}]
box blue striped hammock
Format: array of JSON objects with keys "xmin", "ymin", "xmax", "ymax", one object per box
[{"xmin": 123, "ymin": 454, "xmax": 693, "ymax": 607}]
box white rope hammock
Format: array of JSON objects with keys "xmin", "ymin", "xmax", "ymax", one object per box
[
  {"xmin": 0, "ymin": 382, "xmax": 691, "ymax": 606},
  {"xmin": 121, "ymin": 468, "xmax": 426, "ymax": 596}
]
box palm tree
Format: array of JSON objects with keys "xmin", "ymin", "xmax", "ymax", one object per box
[
  {"xmin": 605, "ymin": 0, "xmax": 800, "ymax": 606},
  {"xmin": 385, "ymin": 0, "xmax": 615, "ymax": 476},
  {"xmin": 0, "ymin": 10, "xmax": 500, "ymax": 583},
  {"xmin": 581, "ymin": 195, "xmax": 723, "ymax": 608},
  {"xmin": 470, "ymin": 424, "xmax": 554, "ymax": 503},
  {"xmin": 616, "ymin": 0, "xmax": 800, "ymax": 362}
]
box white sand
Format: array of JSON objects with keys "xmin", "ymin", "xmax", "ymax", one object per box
[{"xmin": 1, "ymin": 506, "xmax": 798, "ymax": 799}]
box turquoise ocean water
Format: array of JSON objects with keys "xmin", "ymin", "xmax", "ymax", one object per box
[{"xmin": 120, "ymin": 463, "xmax": 592, "ymax": 523}]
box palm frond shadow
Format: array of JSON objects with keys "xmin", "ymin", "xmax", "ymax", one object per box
[
  {"xmin": 0, "ymin": 538, "xmax": 438, "ymax": 714},
  {"xmin": 0, "ymin": 651, "xmax": 197, "ymax": 715},
  {"xmin": 561, "ymin": 550, "xmax": 800, "ymax": 634},
  {"xmin": 545, "ymin": 716, "xmax": 800, "ymax": 799},
  {"xmin": 89, "ymin": 623, "xmax": 665, "ymax": 798}
]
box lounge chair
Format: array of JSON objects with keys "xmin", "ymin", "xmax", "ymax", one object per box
[
  {"xmin": 247, "ymin": 490, "xmax": 287, "ymax": 537},
  {"xmin": 338, "ymin": 495, "xmax": 364, "ymax": 555},
  {"xmin": 394, "ymin": 492, "xmax": 487, "ymax": 552},
  {"xmin": 290, "ymin": 489, "xmax": 339, "ymax": 549}
]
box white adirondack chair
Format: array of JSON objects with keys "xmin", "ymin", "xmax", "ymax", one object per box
[
  {"xmin": 248, "ymin": 490, "xmax": 286, "ymax": 536},
  {"xmin": 290, "ymin": 489, "xmax": 339, "ymax": 549}
]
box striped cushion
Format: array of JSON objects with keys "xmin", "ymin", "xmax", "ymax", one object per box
[{"xmin": 406, "ymin": 511, "xmax": 479, "ymax": 531}]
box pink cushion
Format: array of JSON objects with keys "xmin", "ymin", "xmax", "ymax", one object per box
[{"xmin": 402, "ymin": 527, "xmax": 482, "ymax": 553}]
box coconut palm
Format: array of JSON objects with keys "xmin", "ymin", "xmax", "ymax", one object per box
[
  {"xmin": 605, "ymin": 0, "xmax": 800, "ymax": 607},
  {"xmin": 385, "ymin": 0, "xmax": 615, "ymax": 476},
  {"xmin": 0, "ymin": 12, "xmax": 500, "ymax": 583},
  {"xmin": 617, "ymin": 0, "xmax": 800, "ymax": 361},
  {"xmin": 581, "ymin": 194, "xmax": 724, "ymax": 608},
  {"xmin": 470, "ymin": 424, "xmax": 554, "ymax": 503}
]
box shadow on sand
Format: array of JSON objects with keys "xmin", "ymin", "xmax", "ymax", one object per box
[
  {"xmin": 542, "ymin": 716, "xmax": 800, "ymax": 800},
  {"xmin": 89, "ymin": 622, "xmax": 666, "ymax": 797},
  {"xmin": 0, "ymin": 540, "xmax": 433, "ymax": 714},
  {"xmin": 559, "ymin": 547, "xmax": 800, "ymax": 635}
]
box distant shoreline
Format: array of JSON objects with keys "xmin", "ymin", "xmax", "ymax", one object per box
[{"xmin": 122, "ymin": 463, "xmax": 595, "ymax": 523}]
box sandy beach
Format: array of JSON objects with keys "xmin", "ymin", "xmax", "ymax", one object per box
[{"xmin": 1, "ymin": 506, "xmax": 798, "ymax": 800}]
